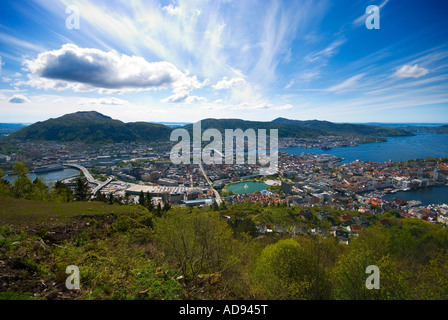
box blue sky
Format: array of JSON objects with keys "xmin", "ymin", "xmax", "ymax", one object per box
[{"xmin": 0, "ymin": 0, "xmax": 447, "ymax": 123}]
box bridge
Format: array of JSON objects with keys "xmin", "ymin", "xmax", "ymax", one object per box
[
  {"xmin": 63, "ymin": 163, "xmax": 113, "ymax": 196},
  {"xmin": 64, "ymin": 163, "xmax": 96, "ymax": 183},
  {"xmin": 91, "ymin": 176, "xmax": 114, "ymax": 195}
]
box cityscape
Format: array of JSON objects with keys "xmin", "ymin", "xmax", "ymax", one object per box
[{"xmin": 0, "ymin": 0, "xmax": 448, "ymax": 309}]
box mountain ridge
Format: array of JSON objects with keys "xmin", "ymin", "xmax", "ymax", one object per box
[
  {"xmin": 7, "ymin": 111, "xmax": 173, "ymax": 143},
  {"xmin": 6, "ymin": 111, "xmax": 415, "ymax": 143}
]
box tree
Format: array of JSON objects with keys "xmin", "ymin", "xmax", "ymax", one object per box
[
  {"xmin": 211, "ymin": 201, "xmax": 219, "ymax": 211},
  {"xmin": 74, "ymin": 177, "xmax": 90, "ymax": 201},
  {"xmin": 94, "ymin": 191, "xmax": 107, "ymax": 203},
  {"xmin": 145, "ymin": 192, "xmax": 155, "ymax": 212},
  {"xmin": 12, "ymin": 161, "xmax": 29, "ymax": 177},
  {"xmin": 252, "ymin": 239, "xmax": 330, "ymax": 300},
  {"xmin": 153, "ymin": 209, "xmax": 237, "ymax": 291},
  {"xmin": 232, "ymin": 218, "xmax": 257, "ymax": 238},
  {"xmin": 332, "ymin": 248, "xmax": 409, "ymax": 300},
  {"xmin": 52, "ymin": 180, "xmax": 73, "ymax": 202},
  {"xmin": 163, "ymin": 202, "xmax": 171, "ymax": 212},
  {"xmin": 219, "ymin": 201, "xmax": 227, "ymax": 210},
  {"xmin": 138, "ymin": 190, "xmax": 145, "ymax": 207},
  {"xmin": 108, "ymin": 193, "xmax": 114, "ymax": 205},
  {"xmin": 123, "ymin": 192, "xmax": 131, "ymax": 205},
  {"xmin": 412, "ymin": 251, "xmax": 448, "ymax": 299},
  {"xmin": 31, "ymin": 177, "xmax": 50, "ymax": 201},
  {"xmin": 0, "ymin": 169, "xmax": 11, "ymax": 196},
  {"xmin": 11, "ymin": 162, "xmax": 33, "ymax": 199},
  {"xmin": 155, "ymin": 202, "xmax": 163, "ymax": 218}
]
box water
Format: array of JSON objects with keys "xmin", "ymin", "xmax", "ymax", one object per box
[
  {"xmin": 281, "ymin": 132, "xmax": 448, "ymax": 164},
  {"xmin": 226, "ymin": 181, "xmax": 268, "ymax": 194},
  {"xmin": 382, "ymin": 186, "xmax": 448, "ymax": 206},
  {"xmin": 4, "ymin": 168, "xmax": 80, "ymax": 185}
]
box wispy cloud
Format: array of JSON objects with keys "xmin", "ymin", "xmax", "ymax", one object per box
[
  {"xmin": 326, "ymin": 73, "xmax": 366, "ymax": 93},
  {"xmin": 0, "ymin": 31, "xmax": 47, "ymax": 53},
  {"xmin": 305, "ymin": 40, "xmax": 345, "ymax": 64}
]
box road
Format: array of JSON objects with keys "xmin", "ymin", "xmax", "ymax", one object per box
[
  {"xmin": 198, "ymin": 162, "xmax": 222, "ymax": 205},
  {"xmin": 91, "ymin": 176, "xmax": 114, "ymax": 195}
]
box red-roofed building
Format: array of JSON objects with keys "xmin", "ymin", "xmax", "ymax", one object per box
[
  {"xmin": 349, "ymin": 225, "xmax": 363, "ymax": 232},
  {"xmin": 340, "ymin": 214, "xmax": 353, "ymax": 222}
]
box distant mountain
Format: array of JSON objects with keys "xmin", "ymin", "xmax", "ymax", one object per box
[
  {"xmin": 0, "ymin": 123, "xmax": 29, "ymax": 135},
  {"xmin": 182, "ymin": 118, "xmax": 324, "ymax": 138},
  {"xmin": 272, "ymin": 117, "xmax": 414, "ymax": 137},
  {"xmin": 7, "ymin": 112, "xmax": 416, "ymax": 144},
  {"xmin": 401, "ymin": 125, "xmax": 448, "ymax": 134},
  {"xmin": 8, "ymin": 111, "xmax": 172, "ymax": 143}
]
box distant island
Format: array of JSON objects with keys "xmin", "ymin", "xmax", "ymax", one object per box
[
  {"xmin": 402, "ymin": 125, "xmax": 448, "ymax": 134},
  {"xmin": 0, "ymin": 123, "xmax": 29, "ymax": 136}
]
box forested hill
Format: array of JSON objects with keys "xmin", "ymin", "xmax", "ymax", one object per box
[
  {"xmin": 182, "ymin": 118, "xmax": 324, "ymax": 138},
  {"xmin": 7, "ymin": 111, "xmax": 173, "ymax": 143},
  {"xmin": 402, "ymin": 125, "xmax": 448, "ymax": 134},
  {"xmin": 272, "ymin": 117, "xmax": 414, "ymax": 137},
  {"xmin": 182, "ymin": 117, "xmax": 413, "ymax": 139}
]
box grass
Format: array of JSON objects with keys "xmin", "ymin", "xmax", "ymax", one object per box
[
  {"xmin": 0, "ymin": 196, "xmax": 146, "ymax": 226},
  {"xmin": 0, "ymin": 196, "xmax": 182, "ymax": 300}
]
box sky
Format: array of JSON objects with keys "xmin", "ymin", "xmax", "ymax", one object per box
[{"xmin": 0, "ymin": 0, "xmax": 448, "ymax": 124}]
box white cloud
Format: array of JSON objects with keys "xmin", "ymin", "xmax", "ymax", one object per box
[
  {"xmin": 161, "ymin": 92, "xmax": 207, "ymax": 104},
  {"xmin": 327, "ymin": 73, "xmax": 366, "ymax": 93},
  {"xmin": 24, "ymin": 44, "xmax": 203, "ymax": 94},
  {"xmin": 8, "ymin": 94, "xmax": 30, "ymax": 103},
  {"xmin": 285, "ymin": 80, "xmax": 294, "ymax": 89},
  {"xmin": 393, "ymin": 64, "xmax": 429, "ymax": 79},
  {"xmin": 213, "ymin": 77, "xmax": 246, "ymax": 89},
  {"xmin": 79, "ymin": 97, "xmax": 128, "ymax": 106},
  {"xmin": 162, "ymin": 4, "xmax": 183, "ymax": 16},
  {"xmin": 229, "ymin": 102, "xmax": 293, "ymax": 111}
]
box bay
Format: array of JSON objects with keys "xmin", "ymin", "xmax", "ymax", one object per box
[
  {"xmin": 280, "ymin": 132, "xmax": 448, "ymax": 164},
  {"xmin": 382, "ymin": 186, "xmax": 448, "ymax": 206},
  {"xmin": 4, "ymin": 168, "xmax": 80, "ymax": 185}
]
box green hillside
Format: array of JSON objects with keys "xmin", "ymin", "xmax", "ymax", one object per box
[
  {"xmin": 183, "ymin": 118, "xmax": 325, "ymax": 138},
  {"xmin": 8, "ymin": 111, "xmax": 173, "ymax": 143},
  {"xmin": 273, "ymin": 117, "xmax": 414, "ymax": 137},
  {"xmin": 7, "ymin": 112, "xmax": 415, "ymax": 144}
]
